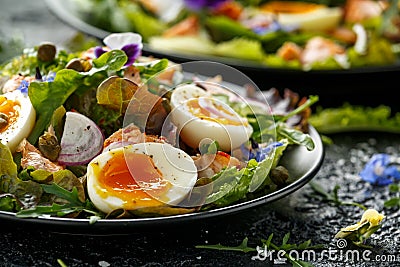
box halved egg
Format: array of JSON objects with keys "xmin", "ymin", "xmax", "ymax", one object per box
[
  {"xmin": 86, "ymin": 143, "xmax": 198, "ymax": 214},
  {"xmin": 260, "ymin": 1, "xmax": 343, "ymax": 32},
  {"xmin": 169, "ymin": 84, "xmax": 253, "ymax": 152},
  {"xmin": 0, "ymin": 91, "xmax": 36, "ymax": 153}
]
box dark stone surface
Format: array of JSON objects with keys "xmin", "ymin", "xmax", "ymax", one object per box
[{"xmin": 0, "ymin": 1, "xmax": 399, "ymax": 266}]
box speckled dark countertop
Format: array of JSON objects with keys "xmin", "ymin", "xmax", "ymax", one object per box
[{"xmin": 0, "ymin": 1, "xmax": 399, "ymax": 266}]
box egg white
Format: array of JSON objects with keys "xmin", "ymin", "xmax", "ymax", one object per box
[
  {"xmin": 86, "ymin": 143, "xmax": 198, "ymax": 214},
  {"xmin": 278, "ymin": 6, "xmax": 342, "ymax": 32},
  {"xmin": 261, "ymin": 2, "xmax": 342, "ymax": 32},
  {"xmin": 0, "ymin": 91, "xmax": 36, "ymax": 153},
  {"xmin": 169, "ymin": 84, "xmax": 253, "ymax": 152}
]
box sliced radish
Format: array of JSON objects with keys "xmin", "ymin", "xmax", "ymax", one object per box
[{"xmin": 58, "ymin": 111, "xmax": 104, "ymax": 166}]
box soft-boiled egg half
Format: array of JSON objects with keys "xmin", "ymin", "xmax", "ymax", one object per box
[
  {"xmin": 86, "ymin": 143, "xmax": 198, "ymax": 214},
  {"xmin": 0, "ymin": 90, "xmax": 36, "ymax": 153},
  {"xmin": 260, "ymin": 1, "xmax": 343, "ymax": 32},
  {"xmin": 169, "ymin": 84, "xmax": 253, "ymax": 152}
]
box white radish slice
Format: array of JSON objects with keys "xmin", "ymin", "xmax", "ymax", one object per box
[{"xmin": 58, "ymin": 111, "xmax": 104, "ymax": 166}]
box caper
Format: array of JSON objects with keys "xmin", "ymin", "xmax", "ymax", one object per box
[
  {"xmin": 66, "ymin": 58, "xmax": 84, "ymax": 72},
  {"xmin": 270, "ymin": 165, "xmax": 289, "ymax": 186},
  {"xmin": 38, "ymin": 131, "xmax": 61, "ymax": 161},
  {"xmin": 37, "ymin": 42, "xmax": 56, "ymax": 62},
  {"xmin": 0, "ymin": 112, "xmax": 9, "ymax": 130},
  {"xmin": 66, "ymin": 58, "xmax": 92, "ymax": 72},
  {"xmin": 80, "ymin": 59, "xmax": 92, "ymax": 72}
]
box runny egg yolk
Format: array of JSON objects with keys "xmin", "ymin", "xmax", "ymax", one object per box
[
  {"xmin": 261, "ymin": 1, "xmax": 323, "ymax": 14},
  {"xmin": 186, "ymin": 98, "xmax": 246, "ymax": 126},
  {"xmin": 96, "ymin": 150, "xmax": 172, "ymax": 209},
  {"xmin": 0, "ymin": 95, "xmax": 19, "ymax": 132}
]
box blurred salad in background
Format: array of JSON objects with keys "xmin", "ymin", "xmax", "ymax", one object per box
[{"xmin": 71, "ymin": 0, "xmax": 400, "ymax": 70}]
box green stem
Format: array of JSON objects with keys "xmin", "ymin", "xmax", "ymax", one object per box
[
  {"xmin": 268, "ymin": 243, "xmax": 306, "ymax": 267},
  {"xmin": 340, "ymin": 201, "xmax": 368, "ymax": 211},
  {"xmin": 280, "ymin": 96, "xmax": 319, "ymax": 122}
]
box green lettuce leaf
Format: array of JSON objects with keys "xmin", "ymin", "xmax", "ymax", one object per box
[
  {"xmin": 27, "ymin": 50, "xmax": 127, "ymax": 144},
  {"xmin": 214, "ymin": 38, "xmax": 265, "ymax": 61},
  {"xmin": 96, "ymin": 76, "xmax": 138, "ymax": 113},
  {"xmin": 205, "ymin": 16, "xmax": 259, "ymax": 43},
  {"xmin": 202, "ymin": 141, "xmax": 288, "ymax": 209},
  {"xmin": 309, "ymin": 103, "xmax": 400, "ymax": 134}
]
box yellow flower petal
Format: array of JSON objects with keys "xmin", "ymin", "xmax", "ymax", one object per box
[
  {"xmin": 360, "ymin": 209, "xmax": 385, "ymax": 228},
  {"xmin": 334, "ymin": 209, "xmax": 385, "ymax": 240}
]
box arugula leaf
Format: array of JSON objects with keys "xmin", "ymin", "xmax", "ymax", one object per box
[
  {"xmin": 196, "ymin": 232, "xmax": 323, "ymax": 267},
  {"xmin": 261, "ymin": 233, "xmax": 323, "ymax": 267},
  {"xmin": 134, "ymin": 58, "xmax": 169, "ymax": 80},
  {"xmin": 16, "ymin": 202, "xmax": 80, "ymax": 218},
  {"xmin": 276, "ymin": 124, "xmax": 314, "ymax": 151},
  {"xmin": 309, "ymin": 182, "xmax": 367, "ymax": 210},
  {"xmin": 384, "ymin": 183, "xmax": 400, "ymax": 208},
  {"xmin": 16, "ymin": 183, "xmax": 102, "ymax": 219},
  {"xmin": 41, "ymin": 183, "xmax": 84, "ymax": 207},
  {"xmin": 278, "ymin": 96, "xmax": 319, "ymax": 123},
  {"xmin": 384, "ymin": 197, "xmax": 400, "ymax": 208},
  {"xmin": 195, "ymin": 237, "xmax": 256, "ymax": 253}
]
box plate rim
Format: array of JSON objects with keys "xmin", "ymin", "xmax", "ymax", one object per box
[
  {"xmin": 44, "ymin": 0, "xmax": 400, "ymax": 75},
  {"xmin": 0, "ymin": 125, "xmax": 325, "ymax": 233}
]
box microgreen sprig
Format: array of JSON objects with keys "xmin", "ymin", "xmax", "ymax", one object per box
[
  {"xmin": 309, "ymin": 182, "xmax": 367, "ymax": 211},
  {"xmin": 196, "ymin": 232, "xmax": 324, "ymax": 267},
  {"xmin": 16, "ymin": 184, "xmax": 103, "ymax": 221},
  {"xmin": 384, "ymin": 183, "xmax": 400, "ymax": 208}
]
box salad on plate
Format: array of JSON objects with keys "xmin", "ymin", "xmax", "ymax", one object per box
[
  {"xmin": 68, "ymin": 0, "xmax": 400, "ymax": 70},
  {"xmin": 0, "ymin": 32, "xmax": 318, "ymax": 222}
]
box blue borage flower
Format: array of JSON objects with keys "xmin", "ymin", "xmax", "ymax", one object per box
[
  {"xmin": 359, "ymin": 153, "xmax": 400, "ymax": 186},
  {"xmin": 41, "ymin": 71, "xmax": 56, "ymax": 82},
  {"xmin": 95, "ymin": 32, "xmax": 143, "ymax": 66},
  {"xmin": 252, "ymin": 20, "xmax": 297, "ymax": 35},
  {"xmin": 241, "ymin": 140, "xmax": 283, "ymax": 162},
  {"xmin": 16, "ymin": 71, "xmax": 56, "ymax": 94},
  {"xmin": 184, "ymin": 0, "xmax": 228, "ymax": 10},
  {"xmin": 16, "ymin": 80, "xmax": 29, "ymax": 94}
]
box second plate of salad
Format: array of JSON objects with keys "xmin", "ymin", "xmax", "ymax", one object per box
[{"xmin": 45, "ymin": 0, "xmax": 400, "ymax": 73}]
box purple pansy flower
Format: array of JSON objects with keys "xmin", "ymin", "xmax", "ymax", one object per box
[
  {"xmin": 359, "ymin": 153, "xmax": 400, "ymax": 186},
  {"xmin": 184, "ymin": 0, "xmax": 228, "ymax": 10},
  {"xmin": 95, "ymin": 32, "xmax": 143, "ymax": 66}
]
